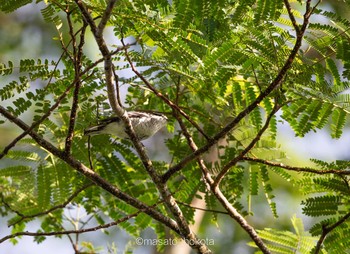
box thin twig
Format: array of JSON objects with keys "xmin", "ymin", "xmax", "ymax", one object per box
[
  {"xmin": 314, "ymin": 211, "xmax": 350, "ymax": 254},
  {"xmin": 283, "ymin": 0, "xmax": 300, "ymax": 34},
  {"xmin": 0, "ymin": 210, "xmax": 140, "ymax": 244},
  {"xmin": 65, "ymin": 18, "xmax": 87, "ymax": 154},
  {"xmin": 242, "ymin": 157, "xmax": 350, "ymax": 175},
  {"xmin": 5, "ymin": 183, "xmax": 93, "ymax": 227},
  {"xmin": 213, "ymin": 104, "xmax": 280, "ymax": 187},
  {"xmin": 177, "ymin": 201, "xmax": 230, "ymax": 215}
]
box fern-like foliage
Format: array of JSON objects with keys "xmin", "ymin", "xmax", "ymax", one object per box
[
  {"xmin": 0, "ymin": 0, "xmax": 34, "ymax": 13},
  {"xmin": 1, "ymin": 0, "xmax": 350, "ymax": 253},
  {"xmin": 250, "ymin": 216, "xmax": 325, "ymax": 254}
]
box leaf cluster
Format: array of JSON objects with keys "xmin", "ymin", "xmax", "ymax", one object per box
[{"xmin": 1, "ymin": 0, "xmax": 350, "ymax": 253}]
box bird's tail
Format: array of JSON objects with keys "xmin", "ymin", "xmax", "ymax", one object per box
[{"xmin": 84, "ymin": 125, "xmax": 104, "ymax": 136}]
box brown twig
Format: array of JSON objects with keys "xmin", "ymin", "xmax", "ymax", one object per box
[
  {"xmin": 5, "ymin": 183, "xmax": 93, "ymax": 227},
  {"xmin": 314, "ymin": 211, "xmax": 350, "ymax": 254},
  {"xmin": 283, "ymin": 0, "xmax": 300, "ymax": 34},
  {"xmin": 74, "ymin": 0, "xmax": 123, "ymax": 115},
  {"xmin": 65, "ymin": 17, "xmax": 88, "ymax": 154},
  {"xmin": 242, "ymin": 156, "xmax": 350, "ymax": 175},
  {"xmin": 213, "ymin": 104, "xmax": 280, "ymax": 187},
  {"xmin": 177, "ymin": 201, "xmax": 229, "ymax": 215},
  {"xmin": 0, "ymin": 210, "xmax": 140, "ymax": 244}
]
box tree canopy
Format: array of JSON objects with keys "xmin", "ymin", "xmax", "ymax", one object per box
[{"xmin": 1, "ymin": 0, "xmax": 350, "ymax": 253}]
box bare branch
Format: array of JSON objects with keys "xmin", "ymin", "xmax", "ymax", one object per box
[
  {"xmin": 177, "ymin": 201, "xmax": 230, "ymax": 215},
  {"xmin": 74, "ymin": 0, "xmax": 123, "ymax": 116},
  {"xmin": 283, "ymin": 0, "xmax": 300, "ymax": 34},
  {"xmin": 97, "ymin": 0, "xmax": 117, "ymax": 33}
]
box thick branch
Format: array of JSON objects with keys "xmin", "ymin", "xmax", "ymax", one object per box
[
  {"xmin": 97, "ymin": 0, "xmax": 117, "ymax": 33},
  {"xmin": 74, "ymin": 0, "xmax": 122, "ymax": 115}
]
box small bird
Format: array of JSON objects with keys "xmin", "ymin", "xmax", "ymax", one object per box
[{"xmin": 84, "ymin": 111, "xmax": 168, "ymax": 140}]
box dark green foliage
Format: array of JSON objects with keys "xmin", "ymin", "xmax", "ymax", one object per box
[
  {"xmin": 0, "ymin": 0, "xmax": 34, "ymax": 13},
  {"xmin": 1, "ymin": 0, "xmax": 350, "ymax": 253}
]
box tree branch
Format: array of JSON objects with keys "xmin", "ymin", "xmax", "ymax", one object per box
[
  {"xmin": 0, "ymin": 210, "xmax": 140, "ymax": 244},
  {"xmin": 162, "ymin": 0, "xmax": 315, "ymax": 183},
  {"xmin": 177, "ymin": 201, "xmax": 230, "ymax": 215},
  {"xmin": 74, "ymin": 0, "xmax": 123, "ymax": 116},
  {"xmin": 0, "ymin": 105, "xmax": 181, "ymax": 237},
  {"xmin": 242, "ymin": 157, "xmax": 350, "ymax": 175},
  {"xmin": 283, "ymin": 0, "xmax": 300, "ymax": 34},
  {"xmin": 314, "ymin": 211, "xmax": 350, "ymax": 254},
  {"xmin": 65, "ymin": 17, "xmax": 87, "ymax": 154},
  {"xmin": 4, "ymin": 183, "xmax": 93, "ymax": 227},
  {"xmin": 213, "ymin": 104, "xmax": 280, "ymax": 187},
  {"xmin": 97, "ymin": 0, "xmax": 117, "ymax": 33},
  {"xmin": 173, "ymin": 107, "xmax": 271, "ymax": 254}
]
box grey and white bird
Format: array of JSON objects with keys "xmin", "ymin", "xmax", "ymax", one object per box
[{"xmin": 84, "ymin": 111, "xmax": 168, "ymax": 140}]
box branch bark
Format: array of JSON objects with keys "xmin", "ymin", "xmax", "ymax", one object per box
[
  {"xmin": 74, "ymin": 2, "xmax": 212, "ymax": 252},
  {"xmin": 173, "ymin": 108, "xmax": 271, "ymax": 254},
  {"xmin": 0, "ymin": 105, "xmax": 181, "ymax": 237}
]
